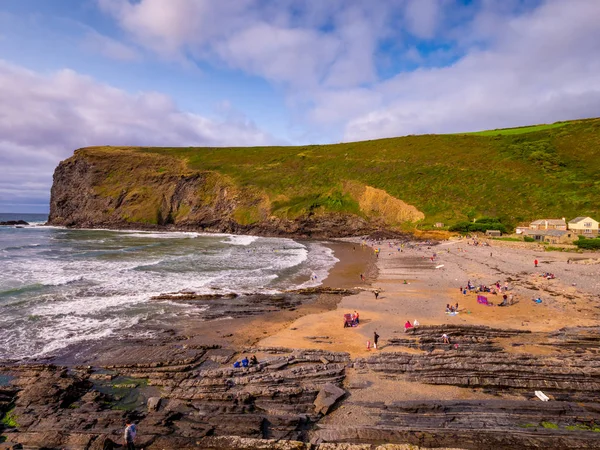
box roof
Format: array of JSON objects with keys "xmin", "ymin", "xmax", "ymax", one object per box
[
  {"xmin": 531, "ymin": 219, "xmax": 566, "ymax": 225},
  {"xmin": 523, "ymin": 229, "xmax": 568, "ymax": 237},
  {"xmin": 568, "ymin": 216, "xmax": 596, "ymax": 224}
]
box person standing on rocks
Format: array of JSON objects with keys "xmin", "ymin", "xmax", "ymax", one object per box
[
  {"xmin": 534, "ymin": 259, "xmax": 538, "ymax": 268},
  {"xmin": 123, "ymin": 419, "xmax": 137, "ymax": 450},
  {"xmin": 373, "ymin": 331, "xmax": 380, "ymax": 349},
  {"xmin": 374, "ymin": 290, "xmax": 379, "ymax": 299}
]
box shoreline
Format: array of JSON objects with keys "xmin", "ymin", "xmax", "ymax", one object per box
[
  {"xmin": 27, "ymin": 239, "xmax": 376, "ymax": 367},
  {"xmin": 3, "ymin": 234, "xmax": 600, "ymax": 449}
]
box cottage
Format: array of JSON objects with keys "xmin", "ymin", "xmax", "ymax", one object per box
[
  {"xmin": 485, "ymin": 230, "xmax": 502, "ymax": 237},
  {"xmin": 434, "ymin": 222, "xmax": 444, "ymax": 228},
  {"xmin": 568, "ymin": 217, "xmax": 599, "ymax": 236},
  {"xmin": 529, "ymin": 219, "xmax": 567, "ymax": 231},
  {"xmin": 522, "ymin": 229, "xmax": 575, "ymax": 244},
  {"xmin": 515, "ymin": 226, "xmax": 529, "ymax": 235}
]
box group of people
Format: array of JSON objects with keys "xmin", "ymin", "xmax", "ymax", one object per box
[
  {"xmin": 343, "ymin": 311, "xmax": 360, "ymax": 327},
  {"xmin": 446, "ymin": 303, "xmax": 459, "ymax": 313},
  {"xmin": 461, "ymin": 280, "xmax": 510, "ymax": 296},
  {"xmin": 233, "ymin": 355, "xmax": 259, "ymax": 368},
  {"xmin": 540, "ymin": 272, "xmax": 556, "ymax": 279},
  {"xmin": 404, "ymin": 319, "xmax": 419, "ymax": 332}
]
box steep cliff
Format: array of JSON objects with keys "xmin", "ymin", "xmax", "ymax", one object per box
[{"xmin": 49, "ymin": 147, "xmax": 418, "ymax": 237}]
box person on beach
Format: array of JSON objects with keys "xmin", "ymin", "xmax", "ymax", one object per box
[
  {"xmin": 442, "ymin": 333, "xmax": 450, "ymax": 344},
  {"xmin": 534, "ymin": 259, "xmax": 538, "ymax": 267},
  {"xmin": 242, "ymin": 356, "xmax": 249, "ymax": 368},
  {"xmin": 413, "ymin": 319, "xmax": 419, "ymax": 327},
  {"xmin": 354, "ymin": 311, "xmax": 360, "ymax": 324},
  {"xmin": 360, "ymin": 273, "xmax": 364, "ymax": 282},
  {"xmin": 373, "ymin": 331, "xmax": 379, "ymax": 349},
  {"xmin": 250, "ymin": 355, "xmax": 258, "ymax": 366},
  {"xmin": 374, "ymin": 290, "xmax": 379, "ymax": 299},
  {"xmin": 404, "ymin": 320, "xmax": 413, "ymax": 332},
  {"xmin": 123, "ymin": 419, "xmax": 137, "ymax": 450}
]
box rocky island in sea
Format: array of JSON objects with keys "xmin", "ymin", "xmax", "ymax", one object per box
[{"xmin": 2, "ymin": 119, "xmax": 600, "ymax": 449}]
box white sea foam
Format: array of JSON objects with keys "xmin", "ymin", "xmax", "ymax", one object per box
[
  {"xmin": 295, "ymin": 242, "xmax": 340, "ymax": 289},
  {"xmin": 222, "ymin": 235, "xmax": 259, "ymax": 246},
  {"xmin": 0, "ymin": 227, "xmax": 341, "ymax": 360},
  {"xmin": 119, "ymin": 231, "xmax": 201, "ymax": 239}
]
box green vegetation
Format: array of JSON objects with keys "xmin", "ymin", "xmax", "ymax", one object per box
[
  {"xmin": 449, "ymin": 217, "xmax": 508, "ymax": 233},
  {"xmin": 540, "ymin": 421, "xmax": 559, "ymax": 429},
  {"xmin": 523, "ymin": 236, "xmax": 536, "ymax": 242},
  {"xmin": 78, "ymin": 118, "xmax": 600, "ymax": 227},
  {"xmin": 462, "ymin": 122, "xmax": 568, "ymax": 136},
  {"xmin": 1, "ymin": 408, "xmax": 18, "ymax": 428},
  {"xmin": 574, "ymin": 237, "xmax": 600, "ymax": 250},
  {"xmin": 565, "ymin": 424, "xmax": 600, "ymax": 432}
]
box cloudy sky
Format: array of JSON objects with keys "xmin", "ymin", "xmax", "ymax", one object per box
[{"xmin": 1, "ymin": 0, "xmax": 599, "ymax": 213}]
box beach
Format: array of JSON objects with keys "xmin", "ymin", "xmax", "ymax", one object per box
[
  {"xmin": 2, "ymin": 233, "xmax": 600, "ymax": 449},
  {"xmin": 259, "ymin": 237, "xmax": 600, "ymax": 355}
]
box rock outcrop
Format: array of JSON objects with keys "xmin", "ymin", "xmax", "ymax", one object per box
[
  {"xmin": 0, "ymin": 220, "xmax": 28, "ymax": 226},
  {"xmin": 3, "ymin": 327, "xmax": 600, "ymax": 449}
]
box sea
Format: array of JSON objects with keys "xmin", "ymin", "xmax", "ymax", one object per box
[{"xmin": 0, "ymin": 213, "xmax": 338, "ymax": 361}]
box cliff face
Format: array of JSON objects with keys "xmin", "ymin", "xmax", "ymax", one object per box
[{"xmin": 49, "ymin": 147, "xmax": 422, "ymax": 237}]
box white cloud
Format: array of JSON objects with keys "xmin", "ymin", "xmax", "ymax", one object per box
[
  {"xmin": 343, "ymin": 0, "xmax": 600, "ymax": 140},
  {"xmin": 404, "ymin": 0, "xmax": 443, "ymax": 39},
  {"xmin": 97, "ymin": 0, "xmax": 600, "ymax": 142},
  {"xmin": 0, "ymin": 60, "xmax": 276, "ymax": 210}
]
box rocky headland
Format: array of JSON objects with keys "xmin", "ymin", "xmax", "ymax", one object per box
[{"xmin": 47, "ymin": 147, "xmax": 426, "ymax": 238}]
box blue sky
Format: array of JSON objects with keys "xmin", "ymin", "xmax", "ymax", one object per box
[{"xmin": 1, "ymin": 0, "xmax": 599, "ymax": 213}]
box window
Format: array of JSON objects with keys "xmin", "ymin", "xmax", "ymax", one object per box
[
  {"xmin": 584, "ymin": 222, "xmax": 592, "ymax": 227},
  {"xmin": 584, "ymin": 229, "xmax": 592, "ymax": 234}
]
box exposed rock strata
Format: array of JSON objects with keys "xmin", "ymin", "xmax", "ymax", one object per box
[{"xmin": 3, "ymin": 327, "xmax": 600, "ymax": 449}]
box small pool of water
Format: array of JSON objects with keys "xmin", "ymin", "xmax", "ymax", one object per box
[{"xmin": 0, "ymin": 374, "xmax": 13, "ymax": 386}]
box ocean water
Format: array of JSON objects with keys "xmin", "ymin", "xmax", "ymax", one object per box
[{"xmin": 0, "ymin": 213, "xmax": 338, "ymax": 361}]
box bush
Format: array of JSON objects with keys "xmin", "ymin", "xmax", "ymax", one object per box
[
  {"xmin": 449, "ymin": 220, "xmax": 508, "ymax": 234},
  {"xmin": 523, "ymin": 236, "xmax": 535, "ymax": 242},
  {"xmin": 574, "ymin": 237, "xmax": 600, "ymax": 250}
]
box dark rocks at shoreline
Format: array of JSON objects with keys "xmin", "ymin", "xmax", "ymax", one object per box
[
  {"xmin": 150, "ymin": 288, "xmax": 354, "ymax": 321},
  {"xmin": 0, "ymin": 349, "xmax": 351, "ymax": 449},
  {"xmin": 313, "ymin": 400, "xmax": 600, "ymax": 449},
  {"xmin": 359, "ymin": 326, "xmax": 600, "ymax": 402},
  {"xmin": 0, "ymin": 220, "xmax": 29, "ymax": 226},
  {"xmin": 151, "ymin": 287, "xmax": 359, "ymax": 302},
  {"xmin": 3, "ymin": 327, "xmax": 600, "ymax": 449},
  {"xmin": 389, "ymin": 324, "xmax": 531, "ymax": 352}
]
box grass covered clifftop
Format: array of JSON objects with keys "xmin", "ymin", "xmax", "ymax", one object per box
[{"xmin": 49, "ymin": 117, "xmax": 600, "ymax": 236}]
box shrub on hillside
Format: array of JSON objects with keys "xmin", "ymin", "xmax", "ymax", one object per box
[
  {"xmin": 449, "ymin": 220, "xmax": 508, "ymax": 234},
  {"xmin": 523, "ymin": 236, "xmax": 535, "ymax": 242},
  {"xmin": 574, "ymin": 237, "xmax": 600, "ymax": 250}
]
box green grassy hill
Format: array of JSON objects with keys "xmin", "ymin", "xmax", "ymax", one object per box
[{"xmin": 50, "ymin": 117, "xmax": 600, "ymax": 234}]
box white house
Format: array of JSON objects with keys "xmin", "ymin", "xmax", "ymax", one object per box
[{"xmin": 568, "ymin": 217, "xmax": 599, "ymax": 236}]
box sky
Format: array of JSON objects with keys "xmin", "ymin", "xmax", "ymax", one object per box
[{"xmin": 1, "ymin": 0, "xmax": 600, "ymax": 213}]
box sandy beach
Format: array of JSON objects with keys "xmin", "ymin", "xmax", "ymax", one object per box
[{"xmin": 259, "ymin": 237, "xmax": 600, "ymax": 355}]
